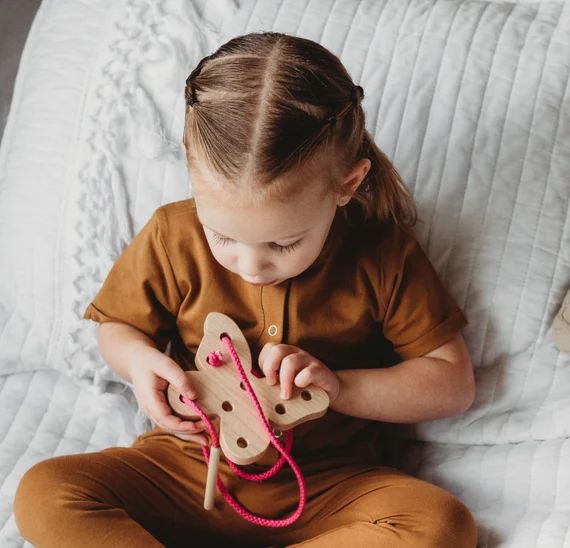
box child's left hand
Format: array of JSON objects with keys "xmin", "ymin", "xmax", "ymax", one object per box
[{"xmin": 258, "ymin": 343, "xmax": 340, "ymax": 403}]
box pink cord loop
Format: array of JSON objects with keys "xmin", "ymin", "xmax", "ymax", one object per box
[
  {"xmin": 207, "ymin": 350, "xmax": 224, "ymax": 367},
  {"xmin": 180, "ymin": 334, "xmax": 306, "ymax": 527}
]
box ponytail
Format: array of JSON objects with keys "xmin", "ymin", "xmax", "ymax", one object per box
[{"xmin": 345, "ymin": 131, "xmax": 418, "ymax": 230}]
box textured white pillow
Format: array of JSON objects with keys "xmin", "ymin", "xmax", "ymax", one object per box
[
  {"xmin": 0, "ymin": 0, "xmax": 128, "ymax": 379},
  {"xmin": 67, "ymin": 0, "xmax": 570, "ymax": 450},
  {"xmin": 2, "ymin": 1, "xmax": 570, "ymax": 545},
  {"xmin": 1, "ymin": 0, "xmax": 569, "ymax": 422},
  {"xmin": 0, "ymin": 0, "xmax": 214, "ymax": 385}
]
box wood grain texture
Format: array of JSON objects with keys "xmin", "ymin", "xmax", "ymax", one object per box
[{"xmin": 167, "ymin": 312, "xmax": 329, "ymax": 464}]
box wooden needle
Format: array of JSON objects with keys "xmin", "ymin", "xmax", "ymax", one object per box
[{"xmin": 204, "ymin": 445, "xmax": 221, "ymax": 510}]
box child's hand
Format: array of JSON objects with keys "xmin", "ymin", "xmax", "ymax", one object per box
[
  {"xmin": 258, "ymin": 343, "xmax": 340, "ymax": 403},
  {"xmin": 127, "ymin": 346, "xmax": 210, "ymax": 445}
]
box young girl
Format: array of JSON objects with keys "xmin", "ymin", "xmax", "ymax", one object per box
[{"xmin": 14, "ymin": 31, "xmax": 477, "ymax": 547}]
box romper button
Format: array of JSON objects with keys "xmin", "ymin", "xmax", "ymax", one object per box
[{"xmin": 268, "ymin": 324, "xmax": 278, "ymax": 336}]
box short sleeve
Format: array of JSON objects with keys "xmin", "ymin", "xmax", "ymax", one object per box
[
  {"xmin": 379, "ymin": 228, "xmax": 468, "ymax": 360},
  {"xmin": 82, "ymin": 209, "xmax": 182, "ymax": 352}
]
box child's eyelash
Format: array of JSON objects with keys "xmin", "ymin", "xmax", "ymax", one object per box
[
  {"xmin": 274, "ymin": 240, "xmax": 302, "ymax": 254},
  {"xmin": 211, "ymin": 232, "xmax": 301, "ymax": 253},
  {"xmin": 211, "ymin": 233, "xmax": 232, "ymax": 246}
]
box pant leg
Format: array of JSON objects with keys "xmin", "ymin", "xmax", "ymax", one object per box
[
  {"xmin": 264, "ymin": 465, "xmax": 477, "ymax": 548},
  {"xmin": 14, "ymin": 426, "xmax": 476, "ymax": 548},
  {"xmin": 13, "ymin": 427, "xmax": 256, "ymax": 547}
]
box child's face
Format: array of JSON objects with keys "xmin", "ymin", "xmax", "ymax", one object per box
[{"xmin": 191, "ymin": 167, "xmax": 340, "ymax": 286}]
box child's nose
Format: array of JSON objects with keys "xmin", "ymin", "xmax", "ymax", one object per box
[{"xmin": 238, "ymin": 249, "xmax": 272, "ymax": 278}]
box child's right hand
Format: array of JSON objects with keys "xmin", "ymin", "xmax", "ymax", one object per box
[{"xmin": 127, "ymin": 346, "xmax": 210, "ymax": 446}]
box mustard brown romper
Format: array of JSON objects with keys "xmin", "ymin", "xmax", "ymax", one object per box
[{"xmin": 14, "ymin": 199, "xmax": 477, "ymax": 547}]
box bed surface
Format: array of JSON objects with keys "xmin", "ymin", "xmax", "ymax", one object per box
[
  {"xmin": 0, "ymin": 370, "xmax": 142, "ymax": 546},
  {"xmin": 1, "ymin": 0, "xmax": 569, "ymax": 546}
]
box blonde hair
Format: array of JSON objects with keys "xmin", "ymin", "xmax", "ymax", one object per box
[{"xmin": 183, "ymin": 31, "xmax": 417, "ymax": 230}]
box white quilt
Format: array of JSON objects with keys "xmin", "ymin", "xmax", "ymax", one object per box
[
  {"xmin": 0, "ymin": 0, "xmax": 569, "ymax": 546},
  {"xmin": 0, "ymin": 371, "xmax": 145, "ymax": 547}
]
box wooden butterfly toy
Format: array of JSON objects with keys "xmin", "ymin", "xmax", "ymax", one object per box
[{"xmin": 166, "ymin": 312, "xmax": 329, "ymax": 527}]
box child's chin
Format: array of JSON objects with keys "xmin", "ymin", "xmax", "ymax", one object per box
[{"xmin": 249, "ymin": 279, "xmax": 279, "ymax": 286}]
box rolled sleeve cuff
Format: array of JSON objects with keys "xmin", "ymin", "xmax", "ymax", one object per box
[
  {"xmin": 394, "ymin": 309, "xmax": 468, "ymax": 360},
  {"xmin": 83, "ymin": 302, "xmax": 120, "ymax": 323}
]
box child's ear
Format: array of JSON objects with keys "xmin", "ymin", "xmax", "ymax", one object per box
[
  {"xmin": 553, "ymin": 288, "xmax": 570, "ymax": 354},
  {"xmin": 336, "ymin": 158, "xmax": 371, "ymax": 206}
]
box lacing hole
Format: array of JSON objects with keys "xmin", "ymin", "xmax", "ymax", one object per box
[
  {"xmin": 275, "ymin": 403, "xmax": 286, "ymax": 415},
  {"xmin": 221, "ymin": 401, "xmax": 233, "ymax": 412},
  {"xmin": 237, "ymin": 437, "xmax": 248, "ymax": 448},
  {"xmin": 301, "ymin": 390, "xmax": 312, "ymax": 401},
  {"xmin": 239, "ymin": 381, "xmax": 246, "ymax": 391}
]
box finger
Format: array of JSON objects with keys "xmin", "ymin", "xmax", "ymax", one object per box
[
  {"xmin": 261, "ymin": 344, "xmax": 301, "ymax": 385},
  {"xmin": 260, "ymin": 344, "xmax": 284, "ymax": 385},
  {"xmin": 156, "ymin": 412, "xmax": 207, "ymax": 434},
  {"xmin": 294, "ymin": 363, "xmax": 319, "ymax": 388},
  {"xmin": 150, "ymin": 390, "xmax": 206, "ymax": 432},
  {"xmin": 171, "ymin": 423, "xmax": 208, "ymax": 437},
  {"xmin": 259, "ymin": 344, "xmax": 301, "ymax": 378},
  {"xmin": 258, "ymin": 342, "xmax": 277, "ymax": 373},
  {"xmin": 279, "ymin": 353, "xmax": 306, "ymax": 400},
  {"xmin": 294, "ymin": 363, "xmax": 335, "ymax": 395},
  {"xmin": 148, "ymin": 386, "xmax": 192, "ymax": 426},
  {"xmin": 175, "ymin": 432, "xmax": 210, "ymax": 446},
  {"xmin": 151, "ymin": 386, "xmax": 181, "ymax": 419},
  {"xmin": 155, "ymin": 359, "xmax": 198, "ymax": 400}
]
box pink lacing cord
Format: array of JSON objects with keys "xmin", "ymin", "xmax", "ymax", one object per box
[{"xmin": 179, "ymin": 334, "xmax": 306, "ymax": 527}]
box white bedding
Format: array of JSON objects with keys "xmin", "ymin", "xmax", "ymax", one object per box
[
  {"xmin": 0, "ymin": 371, "xmax": 145, "ymax": 547},
  {"xmin": 1, "ymin": 0, "xmax": 569, "ymax": 546}
]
